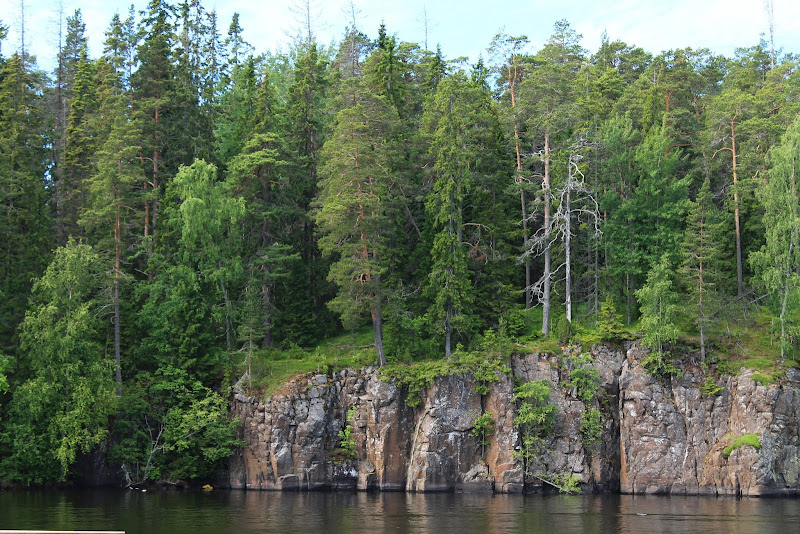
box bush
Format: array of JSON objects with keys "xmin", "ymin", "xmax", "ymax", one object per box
[
  {"xmin": 580, "ymin": 408, "xmax": 603, "ymax": 449},
  {"xmin": 554, "ymin": 314, "xmax": 574, "ymax": 345},
  {"xmin": 470, "ymin": 412, "xmax": 495, "ymax": 458},
  {"xmin": 751, "ymin": 372, "xmax": 770, "ymax": 385},
  {"xmin": 700, "ymin": 375, "xmax": 724, "ymax": 397},
  {"xmin": 500, "ymin": 308, "xmax": 527, "ymax": 339},
  {"xmin": 743, "ymin": 358, "xmax": 774, "ymax": 371},
  {"xmin": 380, "ymin": 354, "xmax": 510, "ymax": 406},
  {"xmin": 597, "ymin": 296, "xmax": 631, "ymax": 342},
  {"xmin": 642, "ymin": 351, "xmax": 682, "ymax": 377},
  {"xmin": 512, "ymin": 380, "xmax": 558, "ymax": 479},
  {"xmin": 563, "ymin": 354, "xmax": 601, "ymax": 403}
]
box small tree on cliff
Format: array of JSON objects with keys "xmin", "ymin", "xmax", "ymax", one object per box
[
  {"xmin": 636, "ymin": 254, "xmax": 680, "ymax": 375},
  {"xmin": 512, "ymin": 380, "xmax": 557, "ymax": 484}
]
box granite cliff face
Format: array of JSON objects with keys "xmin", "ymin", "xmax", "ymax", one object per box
[{"xmin": 227, "ymin": 344, "xmax": 800, "ymax": 496}]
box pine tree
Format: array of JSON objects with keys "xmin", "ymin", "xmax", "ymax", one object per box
[
  {"xmin": 490, "ymin": 32, "xmax": 532, "ymax": 307},
  {"xmin": 519, "ymin": 20, "xmax": 584, "ymax": 334},
  {"xmin": 81, "ymin": 58, "xmax": 146, "ymax": 394},
  {"xmin": 316, "ymin": 77, "xmax": 400, "ymax": 366}
]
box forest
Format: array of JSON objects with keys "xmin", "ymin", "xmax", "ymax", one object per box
[{"xmin": 1, "ymin": 0, "xmax": 799, "ymax": 486}]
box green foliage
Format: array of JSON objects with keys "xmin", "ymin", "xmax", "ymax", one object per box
[
  {"xmin": 751, "ymin": 373, "xmax": 772, "ymax": 386},
  {"xmin": 580, "ymin": 408, "xmax": 603, "ymax": 449},
  {"xmin": 641, "ymin": 351, "xmax": 682, "ymax": 377},
  {"xmin": 563, "ymin": 354, "xmax": 602, "ymax": 403},
  {"xmin": 750, "ymin": 116, "xmax": 800, "ymax": 359},
  {"xmin": 473, "ymin": 328, "xmax": 513, "ymax": 358},
  {"xmin": 554, "ymin": 314, "xmax": 575, "ymax": 345},
  {"xmin": 0, "ymin": 53, "xmax": 53, "ymax": 356},
  {"xmin": 381, "ymin": 354, "xmax": 509, "ymax": 406},
  {"xmin": 337, "ymin": 424, "xmax": 356, "ymax": 461},
  {"xmin": 500, "ymin": 308, "xmax": 528, "ymax": 340},
  {"xmin": 636, "ymin": 254, "xmax": 680, "ymax": 354},
  {"xmin": 1, "ymin": 240, "xmax": 117, "ymax": 483},
  {"xmin": 471, "ymin": 412, "xmax": 495, "ymax": 458},
  {"xmin": 138, "ymin": 160, "xmax": 244, "ymax": 382},
  {"xmin": 700, "ymin": 375, "xmax": 724, "ymax": 397},
  {"xmin": 544, "ymin": 472, "xmax": 581, "ymax": 494},
  {"xmin": 681, "ymin": 178, "xmax": 723, "ymax": 359},
  {"xmin": 0, "ymin": 350, "xmax": 9, "ymax": 404},
  {"xmin": 3, "ymin": 2, "xmax": 800, "ymax": 488},
  {"xmin": 512, "ymin": 380, "xmax": 558, "ymax": 479},
  {"xmin": 722, "ymin": 433, "xmax": 761, "ymax": 458},
  {"xmin": 743, "ymin": 358, "xmax": 775, "ymax": 371},
  {"xmin": 110, "ymin": 366, "xmax": 242, "ymax": 484},
  {"xmin": 331, "ymin": 406, "xmax": 359, "ymax": 463},
  {"xmin": 316, "ymin": 76, "xmax": 400, "ymax": 365},
  {"xmin": 423, "ymin": 73, "xmax": 480, "ymax": 356},
  {"xmin": 597, "ymin": 296, "xmax": 631, "ymax": 342}
]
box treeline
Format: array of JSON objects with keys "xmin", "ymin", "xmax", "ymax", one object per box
[{"xmin": 1, "ymin": 0, "xmax": 799, "ymax": 484}]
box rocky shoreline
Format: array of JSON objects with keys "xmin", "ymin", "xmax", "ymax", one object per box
[{"xmin": 226, "ymin": 344, "xmax": 800, "ymax": 496}]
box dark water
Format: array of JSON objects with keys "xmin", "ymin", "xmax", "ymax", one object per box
[{"xmin": 1, "ymin": 489, "xmax": 798, "ymax": 533}]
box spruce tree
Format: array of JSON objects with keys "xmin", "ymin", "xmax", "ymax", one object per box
[
  {"xmin": 0, "ymin": 53, "xmax": 53, "ymax": 355},
  {"xmin": 636, "ymin": 254, "xmax": 679, "ymax": 355},
  {"xmin": 681, "ymin": 179, "xmax": 722, "ymax": 360},
  {"xmin": 422, "ymin": 72, "xmax": 509, "ymax": 356},
  {"xmin": 59, "ymin": 51, "xmax": 98, "ymax": 240}
]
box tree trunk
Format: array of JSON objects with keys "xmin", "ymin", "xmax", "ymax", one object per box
[
  {"xmin": 445, "ymin": 303, "xmax": 452, "ymax": 359},
  {"xmin": 510, "ymin": 65, "xmax": 531, "ymax": 309},
  {"xmin": 699, "ymin": 255, "xmax": 705, "ymax": 362},
  {"xmin": 261, "ymin": 179, "xmax": 273, "ymax": 348},
  {"xmin": 262, "ymin": 282, "xmax": 272, "ymax": 349},
  {"xmin": 372, "ymin": 277, "xmax": 387, "ymax": 367},
  {"xmin": 731, "ymin": 117, "xmax": 744, "ymax": 298},
  {"xmin": 542, "ymin": 131, "xmax": 552, "ymax": 335},
  {"xmin": 114, "ymin": 183, "xmax": 122, "ymax": 395},
  {"xmin": 565, "ymin": 185, "xmax": 572, "ymax": 323}
]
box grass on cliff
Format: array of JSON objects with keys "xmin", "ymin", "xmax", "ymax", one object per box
[
  {"xmin": 241, "ymin": 328, "xmax": 378, "ymax": 395},
  {"xmin": 237, "ymin": 301, "xmax": 795, "ymax": 397},
  {"xmin": 722, "ymin": 433, "xmax": 761, "ymax": 457}
]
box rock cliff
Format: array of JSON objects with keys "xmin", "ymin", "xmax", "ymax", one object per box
[{"xmin": 227, "ymin": 344, "xmax": 800, "ymax": 496}]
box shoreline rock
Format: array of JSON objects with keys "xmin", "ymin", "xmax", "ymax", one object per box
[{"xmin": 226, "ymin": 344, "xmax": 800, "ymax": 496}]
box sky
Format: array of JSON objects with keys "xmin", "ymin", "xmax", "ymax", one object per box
[{"xmin": 1, "ymin": 0, "xmax": 798, "ymax": 73}]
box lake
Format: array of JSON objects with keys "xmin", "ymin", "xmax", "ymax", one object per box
[{"xmin": 1, "ymin": 489, "xmax": 798, "ymax": 533}]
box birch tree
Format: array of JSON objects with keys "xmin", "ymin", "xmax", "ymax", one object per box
[{"xmin": 751, "ymin": 117, "xmax": 800, "ymax": 358}]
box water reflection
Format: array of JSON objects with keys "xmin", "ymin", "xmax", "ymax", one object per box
[{"xmin": 0, "ymin": 489, "xmax": 798, "ymax": 533}]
